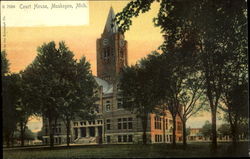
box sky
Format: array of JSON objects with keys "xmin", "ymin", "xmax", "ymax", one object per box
[{"xmin": 1, "ymin": 1, "xmax": 222, "ymax": 133}]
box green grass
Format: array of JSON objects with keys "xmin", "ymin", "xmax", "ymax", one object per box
[{"xmin": 3, "ymin": 142, "xmax": 249, "ymax": 159}]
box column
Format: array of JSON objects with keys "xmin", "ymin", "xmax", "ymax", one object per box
[
  {"xmin": 95, "ymin": 127, "xmax": 99, "ymax": 137},
  {"xmin": 86, "ymin": 127, "xmax": 90, "ymax": 137},
  {"xmin": 78, "ymin": 127, "xmax": 81, "ymax": 138}
]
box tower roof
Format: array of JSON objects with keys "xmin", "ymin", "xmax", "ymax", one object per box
[{"xmin": 103, "ymin": 7, "xmax": 118, "ymax": 34}]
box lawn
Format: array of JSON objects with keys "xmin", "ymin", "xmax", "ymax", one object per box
[{"xmin": 3, "ymin": 142, "xmax": 249, "ymax": 159}]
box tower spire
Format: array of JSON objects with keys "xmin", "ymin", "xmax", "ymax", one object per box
[{"xmin": 103, "ymin": 6, "xmax": 118, "ymax": 34}]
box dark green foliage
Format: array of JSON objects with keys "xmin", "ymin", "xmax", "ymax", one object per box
[
  {"xmin": 218, "ymin": 123, "xmax": 231, "ymax": 137},
  {"xmin": 120, "ymin": 53, "xmax": 162, "ymax": 144},
  {"xmin": 201, "ymin": 121, "xmax": 212, "ymax": 139},
  {"xmin": 2, "ymin": 51, "xmax": 34, "ymax": 147},
  {"xmin": 115, "ymin": 0, "xmax": 248, "ymax": 151},
  {"xmin": 221, "ymin": 82, "xmax": 248, "ymax": 146},
  {"xmin": 37, "ymin": 129, "xmax": 45, "ymax": 141},
  {"xmin": 13, "ymin": 127, "xmax": 35, "ymax": 141},
  {"xmin": 22, "ymin": 41, "xmax": 97, "ymax": 147},
  {"xmin": 2, "ymin": 73, "xmax": 20, "ymax": 147}
]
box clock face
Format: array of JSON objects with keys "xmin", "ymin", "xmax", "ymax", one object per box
[{"xmin": 103, "ymin": 38, "xmax": 109, "ymax": 46}]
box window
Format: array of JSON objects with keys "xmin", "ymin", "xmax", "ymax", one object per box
[
  {"xmin": 117, "ymin": 98, "xmax": 123, "ymax": 109},
  {"xmin": 118, "ymin": 135, "xmax": 122, "ymax": 142},
  {"xmin": 155, "ymin": 135, "xmax": 162, "ymax": 143},
  {"xmin": 107, "ymin": 136, "xmax": 111, "ymax": 143},
  {"xmin": 118, "ymin": 135, "xmax": 133, "ymax": 142},
  {"xmin": 105, "ymin": 100, "xmax": 111, "ymax": 111},
  {"xmin": 58, "ymin": 127, "xmax": 61, "ymax": 133},
  {"xmin": 128, "ymin": 118, "xmax": 133, "ymax": 129},
  {"xmin": 128, "ymin": 135, "xmax": 133, "ymax": 142},
  {"xmin": 122, "ymin": 118, "xmax": 127, "ymax": 129},
  {"xmin": 120, "ymin": 50, "xmax": 124, "ymax": 58},
  {"xmin": 123, "ymin": 122, "xmax": 127, "ymax": 129},
  {"xmin": 106, "ymin": 119, "xmax": 111, "ymax": 130},
  {"xmin": 118, "ymin": 118, "xmax": 122, "ymax": 129},
  {"xmin": 169, "ymin": 120, "xmax": 173, "ymax": 125},
  {"xmin": 165, "ymin": 119, "xmax": 168, "ymax": 130},
  {"xmin": 96, "ymin": 106, "xmax": 99, "ymax": 113},
  {"xmin": 123, "ymin": 135, "xmax": 127, "ymax": 142},
  {"xmin": 58, "ymin": 137, "xmax": 61, "ymax": 144},
  {"xmin": 154, "ymin": 116, "xmax": 162, "ymax": 130},
  {"xmin": 118, "ymin": 117, "xmax": 133, "ymax": 130},
  {"xmin": 98, "ymin": 120, "xmax": 102, "ymax": 124},
  {"xmin": 74, "ymin": 122, "xmax": 78, "ymax": 126},
  {"xmin": 103, "ymin": 47, "xmax": 110, "ymax": 59},
  {"xmin": 177, "ymin": 122, "xmax": 182, "ymax": 131},
  {"xmin": 107, "ymin": 47, "xmax": 110, "ymax": 57}
]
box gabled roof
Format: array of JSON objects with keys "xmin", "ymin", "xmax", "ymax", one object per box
[{"xmin": 103, "ymin": 7, "xmax": 118, "ymax": 34}]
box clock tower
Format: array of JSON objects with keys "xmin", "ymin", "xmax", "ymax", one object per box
[{"xmin": 96, "ymin": 7, "xmax": 128, "ymax": 84}]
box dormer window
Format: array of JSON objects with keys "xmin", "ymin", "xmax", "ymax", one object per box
[
  {"xmin": 117, "ymin": 98, "xmax": 123, "ymax": 109},
  {"xmin": 105, "ymin": 100, "xmax": 111, "ymax": 111}
]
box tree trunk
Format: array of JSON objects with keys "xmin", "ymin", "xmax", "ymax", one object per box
[
  {"xmin": 10, "ymin": 133, "xmax": 14, "ymax": 147},
  {"xmin": 182, "ymin": 119, "xmax": 187, "ymax": 148},
  {"xmin": 48, "ymin": 118, "xmax": 54, "ymax": 147},
  {"xmin": 172, "ymin": 116, "xmax": 176, "ymax": 147},
  {"xmin": 141, "ymin": 113, "xmax": 148, "ymax": 145},
  {"xmin": 228, "ymin": 112, "xmax": 238, "ymax": 149},
  {"xmin": 163, "ymin": 112, "xmax": 166, "ymax": 143},
  {"xmin": 66, "ymin": 119, "xmax": 71, "ymax": 147},
  {"xmin": 5, "ymin": 134, "xmax": 10, "ymax": 148},
  {"xmin": 231, "ymin": 123, "xmax": 238, "ymax": 149},
  {"xmin": 211, "ymin": 109, "xmax": 217, "ymax": 152},
  {"xmin": 20, "ymin": 121, "xmax": 26, "ymax": 147}
]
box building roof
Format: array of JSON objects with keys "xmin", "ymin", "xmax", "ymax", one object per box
[
  {"xmin": 103, "ymin": 7, "xmax": 118, "ymax": 34},
  {"xmin": 94, "ymin": 77, "xmax": 113, "ymax": 94}
]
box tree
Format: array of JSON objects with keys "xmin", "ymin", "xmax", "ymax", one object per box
[
  {"xmin": 201, "ymin": 121, "xmax": 212, "ymax": 140},
  {"xmin": 1, "ymin": 51, "xmax": 14, "ymax": 147},
  {"xmin": 218, "ymin": 123, "xmax": 231, "ymax": 138},
  {"xmin": 158, "ymin": 26, "xmax": 205, "ymax": 148},
  {"xmin": 177, "ymin": 74, "xmax": 205, "ymax": 147},
  {"xmin": 120, "ymin": 57, "xmax": 160, "ymax": 144},
  {"xmin": 115, "ymin": 0, "xmax": 247, "ymax": 152},
  {"xmin": 37, "ymin": 129, "xmax": 45, "ymax": 141},
  {"xmin": 22, "ymin": 41, "xmax": 97, "ymax": 147},
  {"xmin": 2, "ymin": 73, "xmax": 20, "ymax": 147},
  {"xmin": 1, "ymin": 51, "xmax": 9, "ymax": 76},
  {"xmin": 221, "ymin": 82, "xmax": 248, "ymax": 146},
  {"xmin": 58, "ymin": 54, "xmax": 98, "ymax": 147},
  {"xmin": 186, "ymin": 127, "xmax": 191, "ymax": 137},
  {"xmin": 218, "ymin": 1, "xmax": 248, "ymax": 147},
  {"xmin": 13, "ymin": 127, "xmax": 35, "ymax": 142},
  {"xmin": 24, "ymin": 128, "xmax": 35, "ymax": 141},
  {"xmin": 11, "ymin": 72, "xmax": 36, "ymax": 147}
]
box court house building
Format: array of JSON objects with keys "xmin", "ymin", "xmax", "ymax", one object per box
[{"xmin": 42, "ymin": 7, "xmax": 182, "ymax": 145}]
